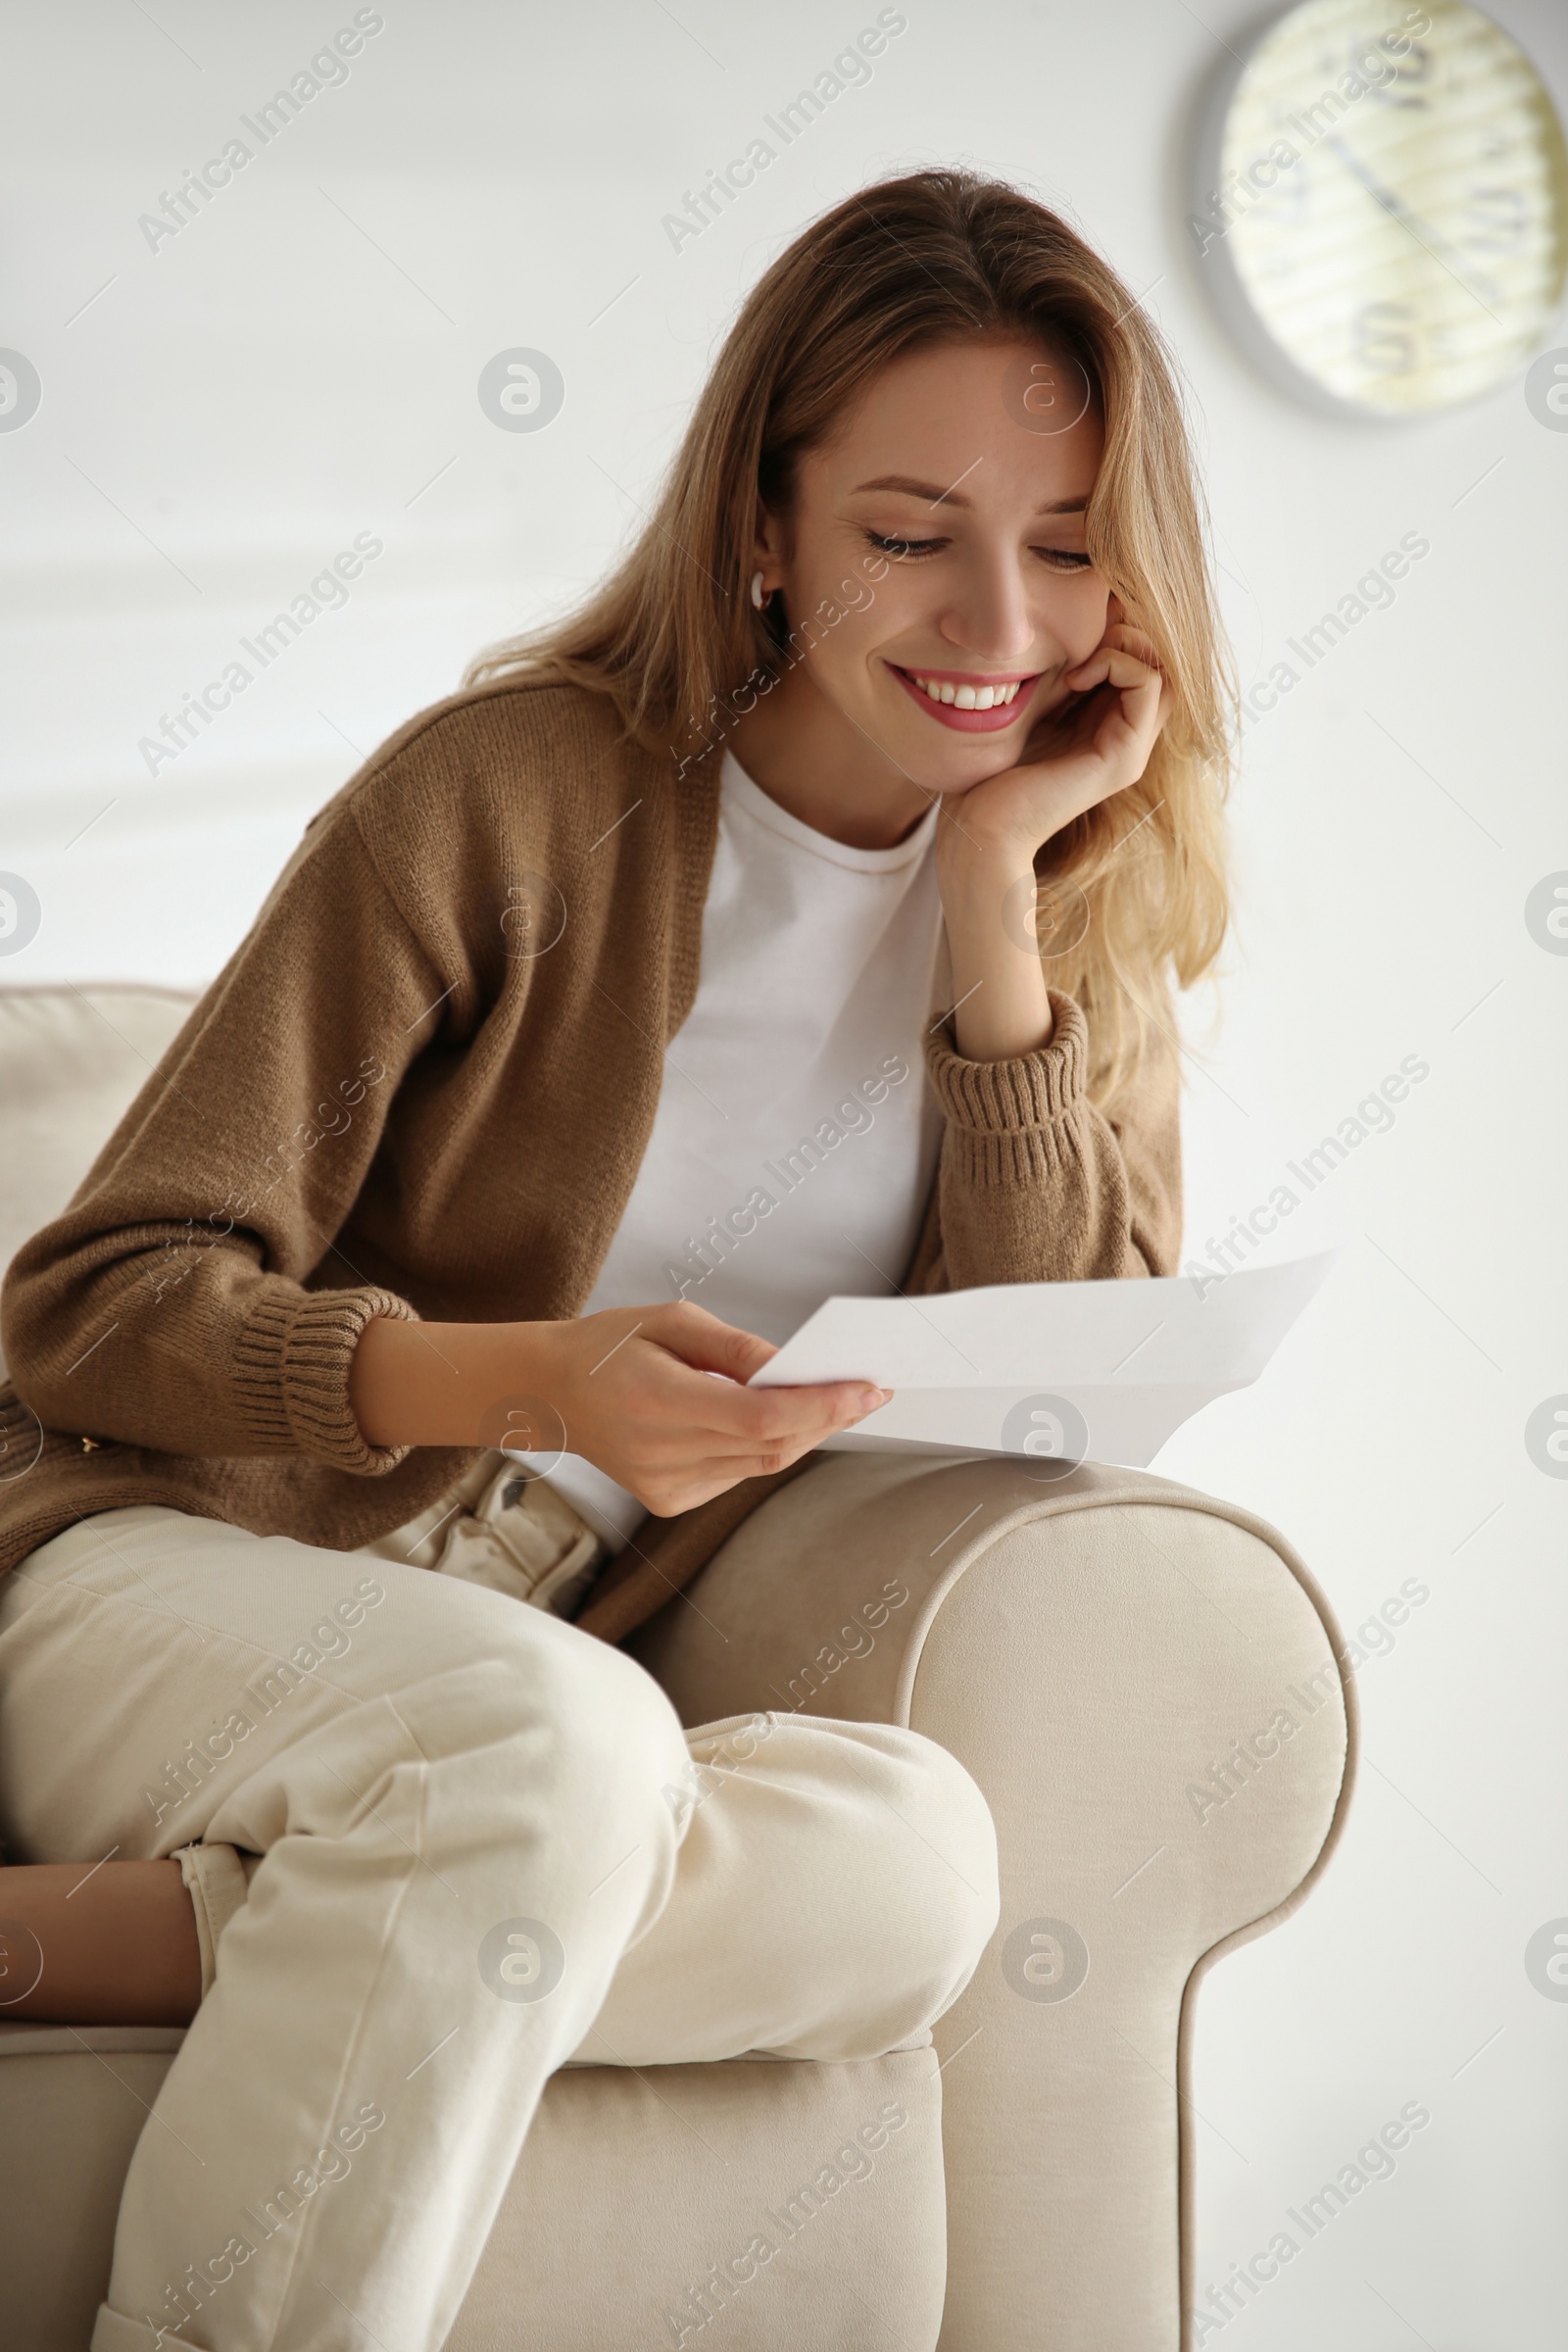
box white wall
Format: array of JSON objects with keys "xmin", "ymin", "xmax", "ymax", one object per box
[{"xmin": 3, "ymin": 3, "xmax": 1565, "ymax": 2341}]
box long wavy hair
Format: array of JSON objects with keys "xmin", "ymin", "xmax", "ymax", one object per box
[{"xmin": 466, "ymin": 168, "xmax": 1233, "ymax": 1111}]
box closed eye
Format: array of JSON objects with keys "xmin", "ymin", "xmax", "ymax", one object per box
[
  {"xmin": 866, "ymin": 531, "xmax": 944, "ymax": 560},
  {"xmin": 862, "ymin": 529, "xmax": 1093, "ymax": 572}
]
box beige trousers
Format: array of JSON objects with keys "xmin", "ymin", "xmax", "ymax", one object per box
[{"xmin": 0, "ymin": 1494, "xmax": 999, "ymax": 2352}]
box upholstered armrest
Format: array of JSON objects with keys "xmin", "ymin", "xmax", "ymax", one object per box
[{"xmin": 628, "ymin": 1450, "xmax": 1355, "ymax": 2352}]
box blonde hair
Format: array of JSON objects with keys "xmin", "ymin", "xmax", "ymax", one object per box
[{"xmin": 466, "ymin": 168, "xmax": 1233, "ymax": 1110}]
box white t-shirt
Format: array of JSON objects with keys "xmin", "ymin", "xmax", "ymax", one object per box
[{"xmin": 528, "ymin": 750, "xmax": 950, "ymax": 1547}]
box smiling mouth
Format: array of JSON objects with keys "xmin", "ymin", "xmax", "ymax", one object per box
[{"xmin": 889, "ymin": 663, "xmax": 1041, "ymax": 730}]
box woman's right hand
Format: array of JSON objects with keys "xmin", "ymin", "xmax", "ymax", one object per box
[
  {"xmin": 349, "ymin": 1301, "xmax": 891, "ymax": 1517},
  {"xmin": 525, "ymin": 1301, "xmax": 889, "ymax": 1514}
]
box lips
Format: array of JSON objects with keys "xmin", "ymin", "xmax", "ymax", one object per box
[{"xmin": 889, "ymin": 663, "xmax": 1041, "ymax": 733}]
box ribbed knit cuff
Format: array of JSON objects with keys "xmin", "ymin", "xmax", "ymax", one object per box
[
  {"xmin": 232, "ymin": 1282, "xmax": 417, "ymax": 1475},
  {"xmin": 925, "ymin": 988, "xmax": 1090, "ymax": 1186}
]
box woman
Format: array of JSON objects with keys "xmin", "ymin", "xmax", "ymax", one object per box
[{"xmin": 0, "ymin": 168, "xmax": 1228, "ymax": 2350}]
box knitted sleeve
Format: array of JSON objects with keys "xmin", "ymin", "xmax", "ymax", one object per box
[
  {"xmin": 0, "ymin": 803, "xmax": 456, "ymax": 1475},
  {"xmin": 907, "ymin": 988, "xmax": 1183, "ymax": 1289}
]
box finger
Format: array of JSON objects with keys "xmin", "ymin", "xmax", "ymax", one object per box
[
  {"xmin": 1111, "ymin": 666, "xmax": 1167, "ymax": 736},
  {"xmin": 1103, "ymin": 622, "xmax": 1162, "ymax": 670},
  {"xmin": 1087, "ymin": 682, "xmax": 1166, "ymax": 773},
  {"xmin": 1120, "ymin": 663, "xmax": 1172, "ymax": 741},
  {"xmin": 667, "ymin": 1429, "xmax": 850, "ymax": 1500},
  {"xmin": 639, "ymin": 1301, "xmax": 778, "ymax": 1385},
  {"xmin": 1063, "ymin": 647, "xmax": 1159, "ymax": 694},
  {"xmin": 631, "ymin": 1405, "xmax": 886, "ymax": 1512},
  {"xmin": 684, "ymin": 1373, "xmax": 891, "ymax": 1444},
  {"xmin": 1067, "ymin": 621, "xmax": 1158, "ymax": 683},
  {"xmin": 637, "ymin": 1456, "xmax": 798, "ymax": 1518}
]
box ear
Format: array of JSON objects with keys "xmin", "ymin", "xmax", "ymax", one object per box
[{"xmin": 751, "ymin": 502, "xmax": 789, "ymax": 593}]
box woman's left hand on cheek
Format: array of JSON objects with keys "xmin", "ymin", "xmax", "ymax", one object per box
[
  {"xmin": 941, "ymin": 620, "xmax": 1172, "ymax": 868},
  {"xmin": 929, "ymin": 616, "xmax": 1171, "ymax": 1064}
]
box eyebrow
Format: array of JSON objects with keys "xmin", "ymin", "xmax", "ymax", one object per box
[{"xmin": 850, "ymin": 473, "xmax": 1088, "ymax": 515}]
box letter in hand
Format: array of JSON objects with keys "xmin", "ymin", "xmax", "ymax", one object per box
[
  {"xmin": 537, "ymin": 1302, "xmax": 894, "ymax": 1518},
  {"xmin": 347, "ymin": 1303, "xmax": 893, "ymax": 1521}
]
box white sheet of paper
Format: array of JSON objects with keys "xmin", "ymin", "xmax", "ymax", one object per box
[{"xmin": 748, "ymin": 1249, "xmax": 1340, "ymax": 1468}]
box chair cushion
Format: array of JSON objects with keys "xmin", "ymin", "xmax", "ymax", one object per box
[
  {"xmin": 0, "ymin": 2025, "xmax": 946, "ymax": 2350},
  {"xmin": 0, "ymin": 986, "xmax": 196, "ymax": 1370}
]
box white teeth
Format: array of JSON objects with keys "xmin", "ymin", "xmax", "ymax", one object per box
[{"xmin": 910, "ymin": 675, "xmax": 1022, "ymax": 708}]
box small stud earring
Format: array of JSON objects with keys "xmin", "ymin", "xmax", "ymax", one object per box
[{"xmin": 750, "ymin": 570, "xmax": 766, "ymax": 611}]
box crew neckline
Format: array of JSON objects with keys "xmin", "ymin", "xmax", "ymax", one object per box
[{"xmin": 719, "ymin": 750, "xmax": 939, "ymax": 874}]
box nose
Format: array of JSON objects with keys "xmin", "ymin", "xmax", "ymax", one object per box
[{"xmin": 935, "ymin": 547, "xmax": 1047, "ymax": 668}]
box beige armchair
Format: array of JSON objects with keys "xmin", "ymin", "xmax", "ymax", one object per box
[{"xmin": 0, "ymin": 987, "xmax": 1355, "ymax": 2349}]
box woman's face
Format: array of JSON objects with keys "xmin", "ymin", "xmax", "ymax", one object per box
[{"xmin": 758, "ymin": 336, "xmax": 1110, "ymax": 797}]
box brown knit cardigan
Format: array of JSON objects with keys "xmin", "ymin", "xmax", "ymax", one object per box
[{"xmin": 0, "ymin": 678, "xmax": 1182, "ymax": 1643}]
